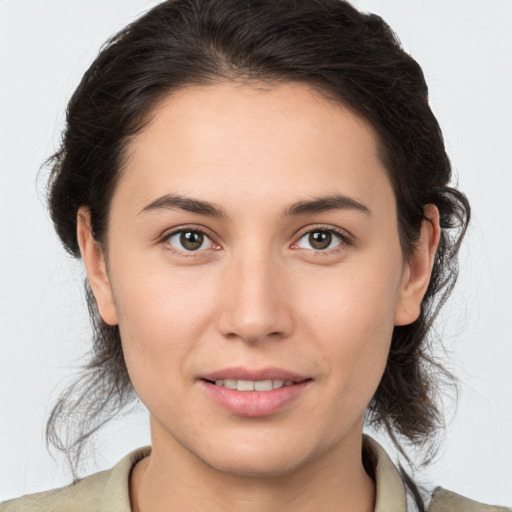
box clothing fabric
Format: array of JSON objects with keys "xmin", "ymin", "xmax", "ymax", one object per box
[{"xmin": 1, "ymin": 436, "xmax": 509, "ymax": 511}]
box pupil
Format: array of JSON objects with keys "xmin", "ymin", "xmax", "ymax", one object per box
[
  {"xmin": 180, "ymin": 231, "xmax": 203, "ymax": 250},
  {"xmin": 309, "ymin": 231, "xmax": 332, "ymax": 250}
]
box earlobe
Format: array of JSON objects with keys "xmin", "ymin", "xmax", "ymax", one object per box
[
  {"xmin": 76, "ymin": 208, "xmax": 118, "ymax": 326},
  {"xmin": 394, "ymin": 204, "xmax": 441, "ymax": 326}
]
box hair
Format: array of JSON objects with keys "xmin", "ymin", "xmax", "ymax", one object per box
[{"xmin": 45, "ymin": 0, "xmax": 469, "ymax": 506}]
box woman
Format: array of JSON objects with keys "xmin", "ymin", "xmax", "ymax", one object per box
[{"xmin": 1, "ymin": 0, "xmax": 510, "ymax": 510}]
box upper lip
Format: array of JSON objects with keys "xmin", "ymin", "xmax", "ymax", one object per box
[{"xmin": 201, "ymin": 367, "xmax": 309, "ymax": 383}]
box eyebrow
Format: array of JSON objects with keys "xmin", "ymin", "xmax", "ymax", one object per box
[
  {"xmin": 283, "ymin": 194, "xmax": 371, "ymax": 217},
  {"xmin": 139, "ymin": 194, "xmax": 227, "ymax": 218},
  {"xmin": 138, "ymin": 193, "xmax": 370, "ymax": 218}
]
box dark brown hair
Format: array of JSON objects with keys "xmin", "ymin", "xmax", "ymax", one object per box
[{"xmin": 45, "ymin": 0, "xmax": 469, "ymax": 504}]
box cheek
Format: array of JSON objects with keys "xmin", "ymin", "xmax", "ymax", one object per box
[
  {"xmin": 112, "ymin": 252, "xmax": 217, "ymax": 334},
  {"xmin": 109, "ymin": 260, "xmax": 218, "ymax": 399},
  {"xmin": 297, "ymin": 254, "xmax": 402, "ymax": 396}
]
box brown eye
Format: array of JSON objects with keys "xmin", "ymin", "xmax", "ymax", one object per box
[
  {"xmin": 181, "ymin": 231, "xmax": 204, "ymax": 250},
  {"xmin": 295, "ymin": 229, "xmax": 343, "ymax": 251},
  {"xmin": 168, "ymin": 230, "xmax": 213, "ymax": 252},
  {"xmin": 309, "ymin": 231, "xmax": 332, "ymax": 250}
]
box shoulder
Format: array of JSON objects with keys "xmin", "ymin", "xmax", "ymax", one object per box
[
  {"xmin": 0, "ymin": 470, "xmax": 110, "ymax": 512},
  {"xmin": 0, "ymin": 446, "xmax": 151, "ymax": 512},
  {"xmin": 428, "ymin": 487, "xmax": 511, "ymax": 512}
]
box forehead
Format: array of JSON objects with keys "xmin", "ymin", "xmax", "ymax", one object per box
[{"xmin": 117, "ymin": 81, "xmax": 394, "ymax": 217}]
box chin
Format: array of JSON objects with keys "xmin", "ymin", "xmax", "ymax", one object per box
[
  {"xmin": 203, "ymin": 451, "xmax": 312, "ymax": 479},
  {"xmin": 194, "ymin": 433, "xmax": 323, "ymax": 479}
]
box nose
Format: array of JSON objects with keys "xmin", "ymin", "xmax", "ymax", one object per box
[{"xmin": 216, "ymin": 249, "xmax": 295, "ymax": 344}]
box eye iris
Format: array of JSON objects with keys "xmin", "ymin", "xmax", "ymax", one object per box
[
  {"xmin": 309, "ymin": 231, "xmax": 332, "ymax": 250},
  {"xmin": 180, "ymin": 231, "xmax": 204, "ymax": 251}
]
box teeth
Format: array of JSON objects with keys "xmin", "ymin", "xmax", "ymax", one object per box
[
  {"xmin": 213, "ymin": 379, "xmax": 293, "ymax": 391},
  {"xmin": 237, "ymin": 380, "xmax": 254, "ymax": 391},
  {"xmin": 254, "ymin": 380, "xmax": 273, "ymax": 391},
  {"xmin": 223, "ymin": 379, "xmax": 237, "ymax": 390}
]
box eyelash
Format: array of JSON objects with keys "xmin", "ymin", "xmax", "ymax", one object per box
[
  {"xmin": 292, "ymin": 225, "xmax": 352, "ymax": 255},
  {"xmin": 160, "ymin": 225, "xmax": 352, "ymax": 256},
  {"xmin": 161, "ymin": 225, "xmax": 219, "ymax": 257}
]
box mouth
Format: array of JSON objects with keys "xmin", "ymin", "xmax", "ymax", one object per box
[
  {"xmin": 203, "ymin": 379, "xmax": 298, "ymax": 391},
  {"xmin": 199, "ymin": 368, "xmax": 312, "ymax": 416},
  {"xmin": 200, "ymin": 367, "xmax": 311, "ymax": 390}
]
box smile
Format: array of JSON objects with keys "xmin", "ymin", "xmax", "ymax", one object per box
[
  {"xmin": 212, "ymin": 379, "xmax": 294, "ymax": 391},
  {"xmin": 201, "ymin": 371, "xmax": 311, "ymax": 416}
]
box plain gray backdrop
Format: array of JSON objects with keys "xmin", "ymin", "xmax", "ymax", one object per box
[{"xmin": 1, "ymin": 0, "xmax": 511, "ymax": 505}]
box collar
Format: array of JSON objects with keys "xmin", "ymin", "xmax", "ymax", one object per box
[
  {"xmin": 363, "ymin": 435, "xmax": 408, "ymax": 512},
  {"xmin": 100, "ymin": 445, "xmax": 151, "ymax": 512}
]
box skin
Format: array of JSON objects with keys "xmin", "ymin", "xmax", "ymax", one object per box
[{"xmin": 77, "ymin": 81, "xmax": 440, "ymax": 512}]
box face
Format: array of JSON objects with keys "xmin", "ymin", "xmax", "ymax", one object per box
[{"xmin": 80, "ymin": 81, "xmax": 435, "ymax": 478}]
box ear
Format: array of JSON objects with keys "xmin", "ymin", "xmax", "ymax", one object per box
[
  {"xmin": 76, "ymin": 207, "xmax": 118, "ymax": 326},
  {"xmin": 394, "ymin": 204, "xmax": 441, "ymax": 326}
]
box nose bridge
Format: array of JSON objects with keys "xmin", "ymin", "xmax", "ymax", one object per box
[{"xmin": 217, "ymin": 241, "xmax": 292, "ymax": 343}]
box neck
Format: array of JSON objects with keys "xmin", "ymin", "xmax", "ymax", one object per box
[{"xmin": 130, "ymin": 418, "xmax": 375, "ymax": 512}]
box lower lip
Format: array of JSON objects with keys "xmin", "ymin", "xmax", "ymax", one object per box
[{"xmin": 201, "ymin": 380, "xmax": 310, "ymax": 417}]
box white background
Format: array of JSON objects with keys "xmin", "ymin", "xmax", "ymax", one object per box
[{"xmin": 1, "ymin": 0, "xmax": 511, "ymax": 506}]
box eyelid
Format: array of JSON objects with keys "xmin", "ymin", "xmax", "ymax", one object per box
[{"xmin": 160, "ymin": 225, "xmax": 221, "ymax": 254}]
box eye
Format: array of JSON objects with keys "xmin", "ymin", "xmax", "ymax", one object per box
[
  {"xmin": 167, "ymin": 229, "xmax": 215, "ymax": 252},
  {"xmin": 294, "ymin": 229, "xmax": 345, "ymax": 251}
]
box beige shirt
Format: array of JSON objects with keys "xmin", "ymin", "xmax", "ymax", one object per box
[{"xmin": 1, "ymin": 437, "xmax": 509, "ymax": 511}]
